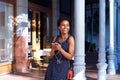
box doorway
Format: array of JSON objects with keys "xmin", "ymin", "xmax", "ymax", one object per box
[{"xmin": 28, "ymin": 9, "xmax": 51, "ymax": 58}]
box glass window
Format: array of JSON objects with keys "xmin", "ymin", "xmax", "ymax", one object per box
[
  {"xmin": 28, "ymin": 9, "xmax": 32, "ymax": 45},
  {"xmin": 0, "ymin": 2, "xmax": 14, "ymax": 62}
]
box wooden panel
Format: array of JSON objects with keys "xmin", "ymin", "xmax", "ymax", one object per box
[
  {"xmin": 0, "ymin": 62, "xmax": 12, "ymax": 75},
  {"xmin": 28, "ymin": 2, "xmax": 50, "ymax": 13}
]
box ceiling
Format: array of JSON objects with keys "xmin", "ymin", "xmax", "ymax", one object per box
[{"xmin": 28, "ymin": 0, "xmax": 51, "ymax": 7}]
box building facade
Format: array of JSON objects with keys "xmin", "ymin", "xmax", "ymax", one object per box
[
  {"xmin": 0, "ymin": 0, "xmax": 72, "ymax": 74},
  {"xmin": 0, "ymin": 0, "xmax": 120, "ymax": 80}
]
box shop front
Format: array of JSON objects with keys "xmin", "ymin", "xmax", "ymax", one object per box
[
  {"xmin": 0, "ymin": 0, "xmax": 51, "ymax": 74},
  {"xmin": 0, "ymin": 0, "xmax": 14, "ymax": 74}
]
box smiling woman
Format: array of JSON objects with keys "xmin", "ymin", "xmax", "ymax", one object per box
[{"xmin": 45, "ymin": 17, "xmax": 75, "ymax": 80}]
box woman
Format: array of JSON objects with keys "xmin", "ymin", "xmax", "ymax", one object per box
[{"xmin": 45, "ymin": 18, "xmax": 75, "ymax": 80}]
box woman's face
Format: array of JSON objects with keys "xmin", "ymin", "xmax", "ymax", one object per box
[{"xmin": 58, "ymin": 20, "xmax": 70, "ymax": 34}]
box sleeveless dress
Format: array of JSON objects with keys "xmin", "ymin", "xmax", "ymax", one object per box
[{"xmin": 45, "ymin": 36, "xmax": 70, "ymax": 80}]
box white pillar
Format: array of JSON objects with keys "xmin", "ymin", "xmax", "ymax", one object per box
[
  {"xmin": 73, "ymin": 0, "xmax": 86, "ymax": 80},
  {"xmin": 52, "ymin": 0, "xmax": 60, "ymax": 36},
  {"xmin": 108, "ymin": 0, "xmax": 116, "ymax": 75},
  {"xmin": 16, "ymin": 0, "xmax": 28, "ymax": 36},
  {"xmin": 97, "ymin": 0, "xmax": 108, "ymax": 80},
  {"xmin": 15, "ymin": 0, "xmax": 28, "ymax": 72}
]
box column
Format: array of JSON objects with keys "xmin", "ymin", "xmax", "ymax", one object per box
[
  {"xmin": 52, "ymin": 0, "xmax": 60, "ymax": 36},
  {"xmin": 114, "ymin": 0, "xmax": 118, "ymax": 71},
  {"xmin": 73, "ymin": 0, "xmax": 86, "ymax": 80},
  {"xmin": 108, "ymin": 0, "xmax": 116, "ymax": 75},
  {"xmin": 117, "ymin": 0, "xmax": 120, "ymax": 68},
  {"xmin": 31, "ymin": 11, "xmax": 37, "ymax": 58},
  {"xmin": 96, "ymin": 0, "xmax": 108, "ymax": 80},
  {"xmin": 15, "ymin": 0, "xmax": 28, "ymax": 72}
]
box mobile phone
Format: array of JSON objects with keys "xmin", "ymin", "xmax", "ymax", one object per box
[{"xmin": 51, "ymin": 42, "xmax": 55, "ymax": 45}]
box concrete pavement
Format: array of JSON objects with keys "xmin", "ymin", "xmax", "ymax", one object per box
[{"xmin": 0, "ymin": 65, "xmax": 120, "ymax": 80}]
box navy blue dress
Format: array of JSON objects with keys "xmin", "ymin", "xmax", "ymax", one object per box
[{"xmin": 45, "ymin": 36, "xmax": 70, "ymax": 80}]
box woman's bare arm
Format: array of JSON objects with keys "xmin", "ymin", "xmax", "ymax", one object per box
[
  {"xmin": 50, "ymin": 36, "xmax": 57, "ymax": 57},
  {"xmin": 56, "ymin": 36, "xmax": 75, "ymax": 60}
]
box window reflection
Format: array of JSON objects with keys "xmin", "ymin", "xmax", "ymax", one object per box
[{"xmin": 0, "ymin": 1, "xmax": 13, "ymax": 62}]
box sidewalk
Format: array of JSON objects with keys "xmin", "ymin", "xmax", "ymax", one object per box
[
  {"xmin": 0, "ymin": 68, "xmax": 46, "ymax": 80},
  {"xmin": 0, "ymin": 65, "xmax": 120, "ymax": 80},
  {"xmin": 86, "ymin": 65, "xmax": 120, "ymax": 80}
]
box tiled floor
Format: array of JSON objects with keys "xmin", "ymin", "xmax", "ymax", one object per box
[{"xmin": 0, "ymin": 65, "xmax": 120, "ymax": 80}]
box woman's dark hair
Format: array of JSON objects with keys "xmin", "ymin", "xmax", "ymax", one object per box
[{"xmin": 57, "ymin": 17, "xmax": 71, "ymax": 27}]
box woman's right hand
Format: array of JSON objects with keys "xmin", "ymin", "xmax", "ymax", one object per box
[
  {"xmin": 51, "ymin": 43, "xmax": 56, "ymax": 50},
  {"xmin": 51, "ymin": 42, "xmax": 61, "ymax": 51}
]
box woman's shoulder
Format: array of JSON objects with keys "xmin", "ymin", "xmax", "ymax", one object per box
[
  {"xmin": 69, "ymin": 35, "xmax": 74, "ymax": 40},
  {"xmin": 68, "ymin": 35, "xmax": 75, "ymax": 42}
]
